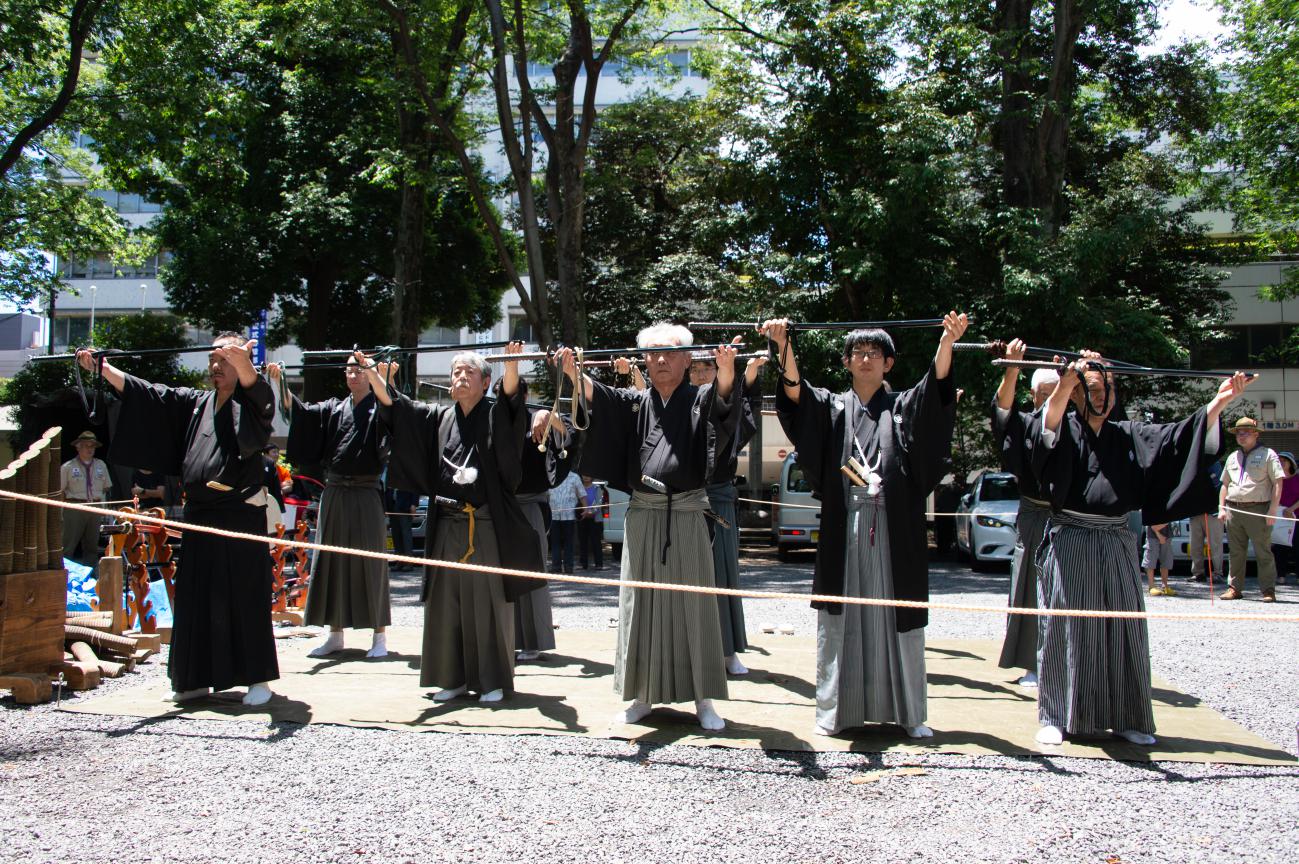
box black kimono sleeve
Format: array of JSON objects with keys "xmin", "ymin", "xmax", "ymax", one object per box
[
  {"xmin": 108, "ymin": 373, "xmax": 204, "ymax": 474},
  {"xmin": 377, "ymin": 393, "xmax": 444, "ymax": 496},
  {"xmin": 892, "ymin": 363, "xmax": 957, "ymax": 495},
  {"xmin": 575, "ymin": 379, "xmax": 640, "ymax": 492},
  {"xmin": 488, "ymin": 378, "xmax": 529, "ymax": 493},
  {"xmin": 230, "ymin": 376, "xmax": 277, "ymax": 461},
  {"xmin": 1129, "ymin": 407, "xmax": 1222, "ymax": 524},
  {"xmin": 285, "ymin": 395, "xmax": 335, "ymax": 470}
]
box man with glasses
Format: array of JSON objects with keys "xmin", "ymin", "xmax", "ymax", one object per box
[
  {"xmin": 269, "ymin": 357, "xmax": 393, "ymax": 658},
  {"xmin": 764, "ymin": 313, "xmax": 966, "ymax": 739},
  {"xmin": 1218, "ymin": 416, "xmax": 1283, "ymax": 602}
]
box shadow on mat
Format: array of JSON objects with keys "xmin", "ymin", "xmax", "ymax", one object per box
[
  {"xmin": 518, "ymin": 652, "xmax": 614, "ymax": 680},
  {"xmin": 758, "ymin": 670, "xmax": 817, "ymax": 700},
  {"xmin": 98, "ymin": 695, "xmax": 313, "ymax": 738},
  {"xmin": 925, "ymin": 646, "xmax": 986, "ymax": 661},
  {"xmin": 392, "ymin": 692, "xmax": 587, "ymax": 734},
  {"xmin": 295, "ymin": 651, "xmax": 422, "ymax": 674},
  {"xmin": 928, "ymin": 673, "xmax": 1034, "ymax": 701}
]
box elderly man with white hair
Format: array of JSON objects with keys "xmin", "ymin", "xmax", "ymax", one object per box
[
  {"xmin": 557, "ymin": 323, "xmax": 738, "ymax": 732},
  {"xmin": 990, "ymin": 338, "xmax": 1059, "ymax": 687},
  {"xmin": 359, "ymin": 343, "xmax": 542, "ymax": 703}
]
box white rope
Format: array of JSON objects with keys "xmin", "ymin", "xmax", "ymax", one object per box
[{"xmin": 4, "ymin": 488, "xmax": 1297, "ymax": 624}]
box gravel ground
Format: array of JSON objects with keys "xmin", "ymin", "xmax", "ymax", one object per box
[{"xmin": 2, "ymin": 547, "xmax": 1297, "ymax": 864}]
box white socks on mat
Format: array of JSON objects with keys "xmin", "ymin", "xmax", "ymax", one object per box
[
  {"xmin": 366, "ymin": 632, "xmax": 387, "ymax": 659},
  {"xmin": 308, "ymin": 631, "xmax": 344, "ymax": 657},
  {"xmin": 433, "ymin": 684, "xmax": 467, "ymax": 702},
  {"xmin": 905, "ymin": 724, "xmax": 934, "ymax": 739},
  {"xmin": 616, "ymin": 700, "xmax": 653, "ymax": 724},
  {"xmin": 1116, "ymin": 729, "xmax": 1156, "ymax": 746},
  {"xmin": 242, "ymin": 683, "xmax": 273, "ymax": 706},
  {"xmin": 725, "ymin": 655, "xmax": 748, "ymax": 675},
  {"xmin": 163, "ymin": 687, "xmax": 210, "ymax": 703},
  {"xmin": 695, "ymin": 699, "xmax": 725, "ymax": 731},
  {"xmin": 479, "ymin": 689, "xmax": 504, "ymax": 703},
  {"xmin": 1017, "ymin": 672, "xmax": 1038, "ymax": 687},
  {"xmin": 516, "ymin": 650, "xmax": 540, "ymax": 661},
  {"xmin": 1036, "ymin": 725, "xmax": 1064, "ymax": 745}
]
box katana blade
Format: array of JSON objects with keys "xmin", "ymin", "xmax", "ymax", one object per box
[
  {"xmin": 990, "ymin": 358, "xmax": 1255, "ymax": 380},
  {"xmin": 688, "ymin": 318, "xmax": 962, "ymax": 331}
]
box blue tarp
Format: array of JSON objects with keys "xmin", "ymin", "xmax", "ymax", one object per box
[{"xmin": 65, "ymin": 558, "xmax": 174, "ymax": 628}]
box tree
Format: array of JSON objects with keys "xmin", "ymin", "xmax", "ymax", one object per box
[
  {"xmin": 380, "ymin": 0, "xmax": 682, "ymax": 347},
  {"xmin": 89, "ymin": 0, "xmax": 509, "ymax": 395},
  {"xmin": 1209, "ymin": 0, "xmax": 1299, "ymax": 296},
  {"xmin": 0, "ymin": 0, "xmax": 133, "ymax": 313}
]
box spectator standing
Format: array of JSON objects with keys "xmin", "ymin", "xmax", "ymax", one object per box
[
  {"xmin": 1142, "ymin": 523, "xmax": 1175, "ymax": 596},
  {"xmin": 548, "ymin": 471, "xmax": 586, "ymax": 574},
  {"xmin": 1187, "ymin": 459, "xmax": 1224, "ymax": 583},
  {"xmin": 1270, "ymin": 451, "xmax": 1299, "ymax": 585},
  {"xmin": 577, "ymin": 476, "xmax": 605, "ymax": 570},
  {"xmin": 59, "ymin": 430, "xmax": 112, "ymax": 565},
  {"xmin": 1218, "ymin": 417, "xmax": 1283, "ymax": 602}
]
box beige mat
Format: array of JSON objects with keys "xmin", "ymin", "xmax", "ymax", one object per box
[{"xmin": 64, "ymin": 627, "xmax": 1293, "ymax": 764}]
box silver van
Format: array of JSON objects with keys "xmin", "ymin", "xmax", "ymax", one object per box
[{"xmin": 772, "ymin": 452, "xmax": 821, "ymax": 560}]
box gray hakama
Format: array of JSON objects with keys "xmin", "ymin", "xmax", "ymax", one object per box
[
  {"xmin": 998, "ymin": 496, "xmax": 1050, "ymax": 673},
  {"xmin": 616, "ymin": 489, "xmax": 728, "ymax": 704},
  {"xmin": 706, "ymin": 481, "xmax": 747, "ymax": 656},
  {"xmin": 1035, "ymin": 510, "xmax": 1154, "ymax": 735},
  {"xmin": 817, "ymin": 488, "xmax": 926, "ymax": 733},
  {"xmin": 514, "ymin": 491, "xmax": 556, "ymax": 652},
  {"xmin": 422, "ymin": 505, "xmax": 515, "ymax": 692},
  {"xmin": 304, "ymin": 474, "xmax": 391, "ymax": 630}
]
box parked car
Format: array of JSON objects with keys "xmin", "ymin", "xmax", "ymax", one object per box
[
  {"xmin": 772, "ymin": 452, "xmax": 821, "ymax": 561},
  {"xmin": 603, "ymin": 484, "xmax": 629, "ymax": 560},
  {"xmin": 954, "ymin": 471, "xmax": 1019, "ymax": 569}
]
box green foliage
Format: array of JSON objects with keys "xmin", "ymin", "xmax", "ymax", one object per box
[{"xmin": 1209, "ymin": 0, "xmax": 1299, "ymax": 296}]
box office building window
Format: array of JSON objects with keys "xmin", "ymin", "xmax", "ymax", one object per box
[{"xmin": 508, "ymin": 313, "xmax": 533, "ymax": 342}]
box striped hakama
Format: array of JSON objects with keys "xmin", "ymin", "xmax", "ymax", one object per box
[
  {"xmin": 817, "ymin": 488, "xmax": 926, "ymax": 733},
  {"xmin": 304, "ymin": 474, "xmax": 391, "ymax": 630},
  {"xmin": 1035, "ymin": 510, "xmax": 1155, "ymax": 735},
  {"xmin": 514, "ymin": 491, "xmax": 556, "ymax": 652},
  {"xmin": 998, "ymin": 496, "xmax": 1050, "ymax": 672},
  {"xmin": 616, "ymin": 489, "xmax": 728, "ymax": 704},
  {"xmin": 421, "ymin": 505, "xmax": 515, "ymax": 693},
  {"xmin": 706, "ymin": 481, "xmax": 747, "ymax": 656}
]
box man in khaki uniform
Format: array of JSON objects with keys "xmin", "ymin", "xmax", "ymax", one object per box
[
  {"xmin": 1218, "ymin": 417, "xmax": 1283, "ymax": 602},
  {"xmin": 59, "ymin": 430, "xmax": 112, "ymax": 564}
]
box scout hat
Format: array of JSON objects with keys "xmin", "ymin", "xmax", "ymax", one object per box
[
  {"xmin": 72, "ymin": 430, "xmax": 102, "ymax": 447},
  {"xmin": 1229, "ymin": 417, "xmax": 1260, "ymax": 434}
]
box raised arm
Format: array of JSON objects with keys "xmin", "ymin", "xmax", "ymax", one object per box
[
  {"xmin": 994, "ymin": 338, "xmax": 1027, "ymax": 412},
  {"xmin": 500, "ymin": 340, "xmax": 524, "ymax": 397},
  {"xmin": 933, "ymin": 311, "xmax": 969, "ymax": 381},
  {"xmin": 76, "ymin": 349, "xmax": 127, "ymax": 394},
  {"xmin": 759, "ymin": 318, "xmax": 801, "ymax": 404},
  {"xmin": 354, "ymin": 351, "xmax": 399, "ymax": 407}
]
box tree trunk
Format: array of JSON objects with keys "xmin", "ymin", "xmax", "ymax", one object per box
[
  {"xmin": 1034, "ymin": 0, "xmax": 1084, "ymax": 237},
  {"xmin": 392, "ymin": 106, "xmax": 429, "ymax": 348},
  {"xmin": 995, "ymin": 0, "xmax": 1036, "ymax": 209}
]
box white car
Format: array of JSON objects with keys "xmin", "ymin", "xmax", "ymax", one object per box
[
  {"xmin": 772, "ymin": 453, "xmax": 821, "ymax": 561},
  {"xmin": 955, "ymin": 471, "xmax": 1020, "ymax": 569},
  {"xmin": 602, "ymin": 484, "xmax": 629, "ymax": 560}
]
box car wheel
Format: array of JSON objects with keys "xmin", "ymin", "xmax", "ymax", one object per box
[{"xmin": 777, "ymin": 545, "xmax": 795, "ymax": 562}]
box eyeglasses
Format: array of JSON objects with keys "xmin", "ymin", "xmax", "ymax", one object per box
[{"xmin": 849, "ymin": 348, "xmax": 885, "ymax": 361}]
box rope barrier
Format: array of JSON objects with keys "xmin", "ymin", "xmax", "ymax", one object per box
[
  {"xmin": 5, "ymin": 487, "xmax": 1298, "ymax": 624},
  {"xmin": 1223, "ymin": 504, "xmax": 1299, "ymax": 522}
]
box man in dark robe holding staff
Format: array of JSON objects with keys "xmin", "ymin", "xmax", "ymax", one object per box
[
  {"xmin": 358, "ymin": 343, "xmax": 542, "ymax": 703},
  {"xmin": 764, "ymin": 312, "xmax": 966, "ymax": 738},
  {"xmin": 77, "ymin": 335, "xmax": 279, "ymax": 706},
  {"xmin": 269, "ymin": 359, "xmax": 391, "ymax": 658},
  {"xmin": 1031, "ymin": 352, "xmax": 1250, "ymax": 746},
  {"xmin": 556, "ymin": 325, "xmax": 738, "ymax": 731},
  {"xmin": 991, "ymin": 338, "xmax": 1056, "ymax": 687}
]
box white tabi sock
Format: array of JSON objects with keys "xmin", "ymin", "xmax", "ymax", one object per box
[
  {"xmin": 433, "ymin": 684, "xmax": 467, "ymax": 702},
  {"xmin": 1017, "ymin": 672, "xmax": 1038, "ymax": 687},
  {"xmin": 516, "ymin": 650, "xmax": 540, "ymax": 661},
  {"xmin": 905, "ymin": 724, "xmax": 934, "ymax": 739},
  {"xmin": 366, "ymin": 632, "xmax": 387, "ymax": 658},
  {"xmin": 725, "ymin": 655, "xmax": 748, "ymax": 675},
  {"xmin": 616, "ymin": 700, "xmax": 652, "ymax": 724},
  {"xmin": 308, "ymin": 631, "xmax": 344, "ymax": 657},
  {"xmin": 1036, "ymin": 725, "xmax": 1064, "ymax": 745},
  {"xmin": 242, "ymin": 683, "xmax": 273, "ymax": 706},
  {"xmin": 695, "ymin": 699, "xmax": 725, "ymax": 732},
  {"xmin": 1116, "ymin": 729, "xmax": 1156, "ymax": 746},
  {"xmin": 163, "ymin": 687, "xmax": 210, "ymax": 703},
  {"xmin": 479, "ymin": 689, "xmax": 504, "ymax": 703}
]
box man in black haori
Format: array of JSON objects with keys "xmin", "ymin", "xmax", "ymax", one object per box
[
  {"xmin": 990, "ymin": 338, "xmax": 1057, "ymax": 687},
  {"xmin": 557, "ymin": 325, "xmax": 739, "ymax": 731},
  {"xmin": 765, "ymin": 312, "xmax": 966, "ymax": 738},
  {"xmin": 1031, "ymin": 351, "xmax": 1250, "ymax": 746},
  {"xmin": 78, "ymin": 335, "xmax": 279, "ymax": 706},
  {"xmin": 269, "ymin": 358, "xmax": 391, "ymax": 658},
  {"xmin": 359, "ymin": 344, "xmax": 542, "ymax": 702},
  {"xmin": 687, "ymin": 344, "xmax": 767, "ymax": 676}
]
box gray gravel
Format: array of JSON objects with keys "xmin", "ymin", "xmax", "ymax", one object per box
[{"xmin": 2, "ymin": 548, "xmax": 1297, "ymax": 864}]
